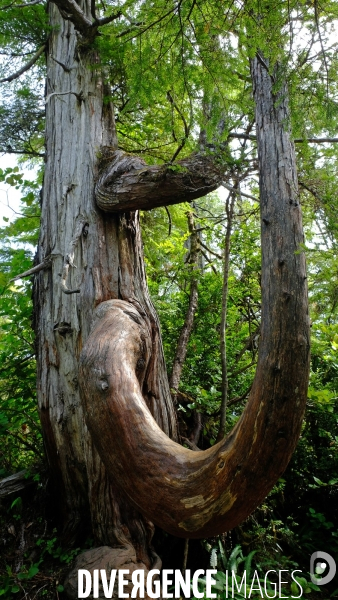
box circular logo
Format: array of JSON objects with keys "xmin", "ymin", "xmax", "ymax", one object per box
[{"xmin": 310, "ymin": 551, "xmax": 336, "ymax": 586}]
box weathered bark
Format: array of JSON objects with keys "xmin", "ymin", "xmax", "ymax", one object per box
[
  {"xmin": 169, "ymin": 212, "xmax": 199, "ymax": 405},
  {"xmin": 95, "ymin": 149, "xmax": 224, "ymax": 213},
  {"xmin": 34, "ymin": 1, "xmax": 177, "ymax": 568},
  {"xmin": 0, "ymin": 470, "xmax": 38, "ymax": 498},
  {"xmin": 79, "ymin": 55, "xmax": 310, "ymax": 539}
]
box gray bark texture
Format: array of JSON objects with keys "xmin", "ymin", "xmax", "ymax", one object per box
[
  {"xmin": 34, "ymin": 1, "xmax": 176, "ymax": 571},
  {"xmin": 0, "ymin": 470, "xmax": 37, "ymax": 498},
  {"xmin": 95, "ymin": 149, "xmax": 224, "ymax": 212}
]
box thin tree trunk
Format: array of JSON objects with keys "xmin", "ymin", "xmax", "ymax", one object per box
[
  {"xmin": 169, "ymin": 212, "xmax": 199, "ymax": 405},
  {"xmin": 216, "ymin": 192, "xmax": 236, "ymax": 442}
]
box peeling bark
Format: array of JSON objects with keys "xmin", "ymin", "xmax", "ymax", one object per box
[{"xmin": 79, "ymin": 55, "xmax": 310, "ymax": 539}]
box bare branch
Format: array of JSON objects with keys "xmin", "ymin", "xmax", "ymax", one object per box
[
  {"xmin": 94, "ymin": 10, "xmax": 122, "ymax": 27},
  {"xmin": 294, "ymin": 137, "xmax": 338, "ymax": 143},
  {"xmin": 198, "ymin": 239, "xmax": 223, "ymax": 260},
  {"xmin": 164, "ymin": 206, "xmax": 172, "ymax": 236},
  {"xmin": 227, "ymin": 384, "xmax": 252, "ymax": 407},
  {"xmin": 1, "ymin": 147, "xmax": 45, "ymax": 158},
  {"xmin": 52, "ymin": 0, "xmax": 92, "ymax": 33},
  {"xmin": 169, "ymin": 212, "xmax": 199, "ymax": 404},
  {"xmin": 216, "ymin": 190, "xmax": 236, "ymax": 443},
  {"xmin": 228, "ymin": 132, "xmax": 338, "ymax": 144},
  {"xmin": 181, "ymin": 437, "xmax": 202, "ymax": 451},
  {"xmin": 10, "ymin": 256, "xmax": 52, "ymax": 282},
  {"xmin": 52, "ymin": 0, "xmax": 121, "ymax": 38},
  {"xmin": 0, "ymin": 470, "xmax": 40, "ymax": 499},
  {"xmin": 45, "ymin": 90, "xmax": 83, "ymax": 103},
  {"xmin": 222, "ymin": 181, "xmax": 259, "ymax": 202},
  {"xmin": 122, "ymin": 1, "xmax": 182, "ymax": 41},
  {"xmin": 0, "ymin": 0, "xmax": 43, "ymax": 9},
  {"xmin": 50, "ymin": 55, "xmax": 71, "ymax": 72},
  {"xmin": 299, "ymin": 180, "xmax": 322, "ymax": 203},
  {"xmin": 199, "ymin": 248, "xmax": 218, "ymax": 274},
  {"xmin": 0, "ymin": 44, "xmax": 45, "ymax": 83},
  {"xmin": 167, "ymin": 90, "xmax": 191, "ymax": 162},
  {"xmin": 229, "ymin": 359, "xmax": 256, "ymax": 379}
]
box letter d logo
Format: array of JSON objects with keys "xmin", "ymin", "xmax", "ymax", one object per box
[{"xmin": 310, "ymin": 551, "xmax": 336, "ymax": 585}]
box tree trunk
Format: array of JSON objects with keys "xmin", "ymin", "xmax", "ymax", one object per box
[
  {"xmin": 34, "ymin": 2, "xmax": 177, "ymax": 570},
  {"xmin": 79, "ymin": 54, "xmax": 310, "ymax": 538},
  {"xmin": 216, "ymin": 191, "xmax": 235, "ymax": 443},
  {"xmin": 169, "ymin": 212, "xmax": 199, "ymax": 405}
]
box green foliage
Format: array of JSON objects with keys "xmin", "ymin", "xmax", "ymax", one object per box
[
  {"xmin": 0, "ymin": 89, "xmax": 45, "ymax": 157},
  {"xmin": 191, "ymin": 542, "xmax": 321, "ymax": 599},
  {"xmin": 0, "ymin": 523, "xmax": 82, "ymax": 598},
  {"xmin": 0, "ymin": 167, "xmax": 42, "ymax": 476},
  {"xmin": 142, "ymin": 191, "xmax": 261, "ymax": 444}
]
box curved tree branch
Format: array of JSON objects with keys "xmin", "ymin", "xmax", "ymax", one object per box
[
  {"xmin": 0, "ymin": 44, "xmax": 45, "ymax": 83},
  {"xmin": 95, "ymin": 149, "xmax": 224, "ymax": 213},
  {"xmin": 95, "ymin": 138, "xmax": 337, "ymax": 216},
  {"xmin": 0, "ymin": 0, "xmax": 43, "ymax": 9}
]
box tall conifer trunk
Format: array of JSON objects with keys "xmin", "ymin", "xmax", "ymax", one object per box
[{"xmin": 34, "ymin": 2, "xmax": 177, "ymax": 566}]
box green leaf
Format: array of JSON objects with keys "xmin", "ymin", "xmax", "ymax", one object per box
[
  {"xmin": 27, "ymin": 566, "xmax": 39, "ymax": 578},
  {"xmin": 313, "ymin": 476, "xmax": 327, "ymax": 486},
  {"xmin": 10, "ymin": 497, "xmax": 22, "ymax": 511}
]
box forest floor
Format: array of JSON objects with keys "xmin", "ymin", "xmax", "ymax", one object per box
[{"xmin": 0, "ymin": 475, "xmax": 337, "ymax": 600}]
